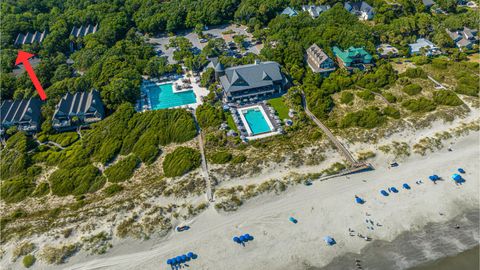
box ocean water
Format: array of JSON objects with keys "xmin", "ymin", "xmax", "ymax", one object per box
[{"xmin": 314, "ymin": 209, "xmax": 479, "ymax": 270}]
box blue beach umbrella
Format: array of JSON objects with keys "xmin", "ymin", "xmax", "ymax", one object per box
[
  {"xmin": 244, "ymin": 234, "xmax": 253, "ymax": 241},
  {"xmin": 452, "ymin": 174, "xmax": 462, "ymax": 182},
  {"xmin": 239, "ymin": 235, "xmax": 246, "ymax": 242},
  {"xmin": 323, "ymin": 236, "xmax": 336, "ymax": 246},
  {"xmin": 167, "ymin": 259, "xmax": 172, "ymax": 265},
  {"xmin": 176, "ymin": 256, "xmax": 183, "ymax": 263},
  {"xmin": 380, "ymin": 190, "xmax": 389, "ymax": 196},
  {"xmin": 391, "ymin": 187, "xmax": 399, "ymax": 193},
  {"xmin": 171, "ymin": 258, "xmax": 177, "ymax": 265},
  {"xmin": 242, "ymin": 234, "xmax": 250, "ymax": 242},
  {"xmin": 187, "ymin": 252, "xmax": 195, "ymax": 259},
  {"xmin": 458, "ymin": 168, "xmax": 465, "ymax": 174},
  {"xmin": 429, "ymin": 175, "xmax": 439, "ymax": 181},
  {"xmin": 181, "ymin": 255, "xmax": 188, "ymax": 262},
  {"xmin": 233, "ymin": 236, "xmax": 241, "ymax": 243},
  {"xmin": 289, "ymin": 217, "xmax": 298, "ymax": 224},
  {"xmin": 402, "ymin": 183, "xmax": 411, "ymax": 190},
  {"xmin": 355, "ymin": 197, "xmax": 365, "ymax": 204}
]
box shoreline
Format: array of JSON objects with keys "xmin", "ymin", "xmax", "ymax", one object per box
[
  {"xmin": 48, "ymin": 131, "xmax": 479, "ymax": 270},
  {"xmin": 317, "ymin": 209, "xmax": 479, "ymax": 270}
]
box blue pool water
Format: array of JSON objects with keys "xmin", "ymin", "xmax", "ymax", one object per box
[
  {"xmin": 242, "ymin": 108, "xmax": 272, "ymax": 135},
  {"xmin": 146, "ymin": 83, "xmax": 196, "ymax": 109}
]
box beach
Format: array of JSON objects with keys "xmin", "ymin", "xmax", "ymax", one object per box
[{"xmin": 52, "ymin": 131, "xmax": 479, "ymax": 270}]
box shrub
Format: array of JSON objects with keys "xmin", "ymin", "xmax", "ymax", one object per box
[
  {"xmin": 13, "ymin": 242, "xmax": 35, "ymax": 262},
  {"xmin": 1, "ymin": 132, "xmax": 30, "ymax": 179},
  {"xmin": 431, "ymin": 58, "xmax": 449, "ymax": 69},
  {"xmin": 0, "ymin": 175, "xmax": 35, "ymax": 203},
  {"xmin": 195, "ymin": 103, "xmax": 224, "ymax": 128},
  {"xmin": 48, "ymin": 132, "xmax": 79, "ymax": 147},
  {"xmin": 403, "ymin": 84, "xmax": 422, "ymax": 96},
  {"xmin": 32, "ymin": 182, "xmax": 50, "ymax": 197},
  {"xmin": 163, "ymin": 147, "xmax": 201, "ymax": 177},
  {"xmin": 339, "ymin": 107, "xmax": 386, "ymax": 129},
  {"xmin": 383, "ymin": 106, "xmax": 401, "ymax": 119},
  {"xmin": 231, "ymin": 154, "xmax": 247, "ymax": 164},
  {"xmin": 340, "ymin": 91, "xmax": 354, "ymax": 104},
  {"xmin": 455, "ymin": 73, "xmax": 479, "ymax": 97},
  {"xmin": 208, "ymin": 151, "xmax": 232, "ymax": 164},
  {"xmin": 403, "ymin": 67, "xmax": 427, "ymax": 79},
  {"xmin": 433, "ymin": 90, "xmax": 463, "ymax": 106},
  {"xmin": 22, "ymin": 254, "xmax": 36, "ymax": 268},
  {"xmin": 49, "ymin": 165, "xmax": 104, "ymax": 196},
  {"xmin": 383, "ymin": 92, "xmax": 397, "ymax": 103},
  {"xmin": 402, "ymin": 98, "xmax": 437, "ymax": 112},
  {"xmin": 40, "ymin": 244, "xmax": 79, "ymax": 264},
  {"xmin": 356, "ymin": 89, "xmax": 375, "ymax": 101},
  {"xmin": 104, "ymin": 155, "xmax": 140, "ymax": 183},
  {"xmin": 103, "ymin": 183, "xmax": 124, "ymax": 196}
]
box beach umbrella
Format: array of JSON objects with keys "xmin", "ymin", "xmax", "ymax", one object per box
[
  {"xmin": 289, "ymin": 217, "xmax": 298, "ymax": 224},
  {"xmin": 402, "ymin": 183, "xmax": 411, "ymax": 190},
  {"xmin": 239, "ymin": 235, "xmax": 246, "ymax": 242},
  {"xmin": 187, "ymin": 252, "xmax": 195, "ymax": 259},
  {"xmin": 244, "ymin": 234, "xmax": 253, "ymax": 241},
  {"xmin": 167, "ymin": 259, "xmax": 172, "ymax": 265},
  {"xmin": 429, "ymin": 175, "xmax": 439, "ymax": 181},
  {"xmin": 171, "ymin": 258, "xmax": 177, "ymax": 265},
  {"xmin": 458, "ymin": 168, "xmax": 465, "ymax": 174},
  {"xmin": 355, "ymin": 197, "xmax": 365, "ymax": 204},
  {"xmin": 176, "ymin": 256, "xmax": 183, "ymax": 263},
  {"xmin": 181, "ymin": 255, "xmax": 188, "ymax": 262},
  {"xmin": 233, "ymin": 237, "xmax": 241, "ymax": 243},
  {"xmin": 380, "ymin": 190, "xmax": 389, "ymax": 196},
  {"xmin": 452, "ymin": 174, "xmax": 462, "ymax": 182},
  {"xmin": 323, "ymin": 236, "xmax": 336, "ymax": 246},
  {"xmin": 391, "ymin": 187, "xmax": 399, "ymax": 193}
]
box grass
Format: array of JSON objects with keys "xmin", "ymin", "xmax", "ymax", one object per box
[
  {"xmin": 225, "ymin": 113, "xmax": 238, "ymax": 132},
  {"xmin": 268, "ymin": 97, "xmax": 289, "ymax": 120}
]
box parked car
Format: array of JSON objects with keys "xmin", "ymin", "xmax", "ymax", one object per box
[
  {"xmin": 199, "ymin": 38, "xmax": 208, "ymax": 43},
  {"xmin": 176, "ymin": 225, "xmax": 190, "ymax": 232}
]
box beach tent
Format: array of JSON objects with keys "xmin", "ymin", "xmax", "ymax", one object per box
[
  {"xmin": 323, "ymin": 236, "xmax": 336, "ymax": 246},
  {"xmin": 380, "ymin": 190, "xmax": 389, "ymax": 196},
  {"xmin": 452, "ymin": 174, "xmax": 462, "ymax": 182},
  {"xmin": 391, "ymin": 187, "xmax": 399, "ymax": 193},
  {"xmin": 429, "ymin": 175, "xmax": 440, "ymax": 181},
  {"xmin": 233, "ymin": 237, "xmax": 241, "ymax": 243},
  {"xmin": 402, "ymin": 183, "xmax": 411, "ymax": 190},
  {"xmin": 289, "ymin": 217, "xmax": 298, "ymax": 224},
  {"xmin": 458, "ymin": 168, "xmax": 465, "ymax": 174}
]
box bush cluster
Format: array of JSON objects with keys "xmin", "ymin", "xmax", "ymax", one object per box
[
  {"xmin": 163, "ymin": 147, "xmax": 201, "ymax": 177},
  {"xmin": 402, "ymin": 97, "xmax": 437, "ymax": 112},
  {"xmin": 104, "ymin": 155, "xmax": 140, "ymax": 183},
  {"xmin": 433, "ymin": 90, "xmax": 463, "ymax": 106},
  {"xmin": 402, "ymin": 84, "xmax": 422, "ymax": 96},
  {"xmin": 208, "ymin": 151, "xmax": 232, "ymax": 164},
  {"xmin": 49, "ymin": 165, "xmax": 105, "ymax": 196}
]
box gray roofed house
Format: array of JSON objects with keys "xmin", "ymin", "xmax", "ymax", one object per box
[
  {"xmin": 446, "ymin": 27, "xmax": 478, "ymax": 50},
  {"xmin": 281, "ymin": 7, "xmax": 299, "ymax": 17},
  {"xmin": 344, "ymin": 1, "xmax": 374, "ymax": 20},
  {"xmin": 70, "ymin": 24, "xmax": 98, "ymax": 38},
  {"xmin": 302, "ymin": 5, "xmax": 331, "ymax": 18},
  {"xmin": 306, "ymin": 44, "xmax": 336, "ymax": 75},
  {"xmin": 422, "ymin": 0, "xmax": 435, "ymax": 7},
  {"xmin": 14, "ymin": 30, "xmax": 47, "ymax": 46},
  {"xmin": 52, "ymin": 90, "xmax": 105, "ymax": 131},
  {"xmin": 409, "ymin": 38, "xmax": 441, "ymax": 56},
  {"xmin": 376, "ymin": 44, "xmax": 399, "ymax": 58},
  {"xmin": 0, "ymin": 98, "xmax": 42, "ymax": 135},
  {"xmin": 219, "ymin": 60, "xmax": 289, "ymax": 103}
]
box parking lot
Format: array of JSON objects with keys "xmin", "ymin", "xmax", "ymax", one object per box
[{"xmin": 147, "ymin": 24, "xmax": 263, "ymax": 64}]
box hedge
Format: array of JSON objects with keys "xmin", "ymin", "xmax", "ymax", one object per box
[{"xmin": 163, "ymin": 147, "xmax": 201, "ymax": 177}]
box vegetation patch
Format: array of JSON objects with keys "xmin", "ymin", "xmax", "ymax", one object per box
[
  {"xmin": 104, "ymin": 155, "xmax": 140, "ymax": 183},
  {"xmin": 402, "ymin": 98, "xmax": 437, "ymax": 113},
  {"xmin": 340, "ymin": 91, "xmax": 355, "ymax": 105},
  {"xmin": 208, "ymin": 151, "xmax": 233, "ymax": 164},
  {"xmin": 22, "ymin": 254, "xmax": 36, "ymax": 268},
  {"xmin": 163, "ymin": 147, "xmax": 201, "ymax": 177},
  {"xmin": 433, "ymin": 90, "xmax": 463, "ymax": 106},
  {"xmin": 402, "ymin": 84, "xmax": 422, "ymax": 96},
  {"xmin": 49, "ymin": 165, "xmax": 105, "ymax": 196},
  {"xmin": 39, "ymin": 244, "xmax": 79, "ymax": 265},
  {"xmin": 268, "ymin": 97, "xmax": 290, "ymax": 119},
  {"xmin": 196, "ymin": 103, "xmax": 224, "ymax": 129},
  {"xmin": 103, "ymin": 183, "xmax": 124, "ymax": 196},
  {"xmin": 339, "ymin": 107, "xmax": 386, "ymax": 129}
]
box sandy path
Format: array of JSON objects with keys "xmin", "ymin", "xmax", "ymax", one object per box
[{"xmin": 55, "ymin": 132, "xmax": 479, "ymax": 270}]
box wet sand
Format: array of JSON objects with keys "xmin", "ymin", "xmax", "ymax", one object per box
[{"xmin": 317, "ymin": 210, "xmax": 479, "ymax": 270}]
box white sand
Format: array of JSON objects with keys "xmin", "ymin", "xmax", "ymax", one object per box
[{"xmin": 54, "ymin": 132, "xmax": 479, "ymax": 270}]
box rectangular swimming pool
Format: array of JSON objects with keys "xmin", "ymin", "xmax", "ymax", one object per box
[
  {"xmin": 241, "ymin": 108, "xmax": 273, "ymax": 135},
  {"xmin": 145, "ymin": 83, "xmax": 196, "ymax": 110}
]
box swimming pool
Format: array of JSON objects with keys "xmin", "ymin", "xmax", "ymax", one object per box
[
  {"xmin": 145, "ymin": 83, "xmax": 196, "ymax": 110},
  {"xmin": 241, "ymin": 108, "xmax": 273, "ymax": 135}
]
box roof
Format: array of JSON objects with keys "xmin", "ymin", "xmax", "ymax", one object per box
[
  {"xmin": 220, "ymin": 61, "xmax": 285, "ymax": 93},
  {"xmin": 70, "ymin": 24, "xmax": 98, "ymax": 38},
  {"xmin": 14, "ymin": 30, "xmax": 47, "ymax": 46},
  {"xmin": 333, "ymin": 46, "xmax": 373, "ymax": 65},
  {"xmin": 307, "ymin": 44, "xmax": 332, "ymax": 65},
  {"xmin": 422, "ymin": 0, "xmax": 435, "ymax": 7},
  {"xmin": 54, "ymin": 90, "xmax": 104, "ymax": 118},
  {"xmin": 281, "ymin": 7, "xmax": 298, "ymax": 17},
  {"xmin": 0, "ymin": 98, "xmax": 42, "ymax": 126},
  {"xmin": 302, "ymin": 5, "xmax": 330, "ymax": 17},
  {"xmin": 376, "ymin": 44, "xmax": 399, "ymax": 56},
  {"xmin": 409, "ymin": 38, "xmax": 438, "ymax": 52},
  {"xmin": 344, "ymin": 1, "xmax": 374, "ymax": 13}
]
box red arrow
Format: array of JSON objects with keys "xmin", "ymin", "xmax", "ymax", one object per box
[{"xmin": 15, "ymin": 50, "xmax": 47, "ymax": 100}]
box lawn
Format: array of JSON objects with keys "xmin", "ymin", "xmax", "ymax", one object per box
[
  {"xmin": 226, "ymin": 112, "xmax": 238, "ymax": 132},
  {"xmin": 268, "ymin": 97, "xmax": 290, "ymax": 120}
]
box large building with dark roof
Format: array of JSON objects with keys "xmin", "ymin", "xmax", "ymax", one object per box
[
  {"xmin": 216, "ymin": 60, "xmax": 289, "ymax": 103},
  {"xmin": 14, "ymin": 30, "xmax": 48, "ymax": 46},
  {"xmin": 332, "ymin": 46, "xmax": 374, "ymax": 71},
  {"xmin": 306, "ymin": 44, "xmax": 336, "ymax": 76},
  {"xmin": 70, "ymin": 24, "xmax": 98, "ymax": 38},
  {"xmin": 0, "ymin": 98, "xmax": 42, "ymax": 135},
  {"xmin": 52, "ymin": 90, "xmax": 105, "ymax": 131},
  {"xmin": 344, "ymin": 1, "xmax": 374, "ymax": 20}
]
